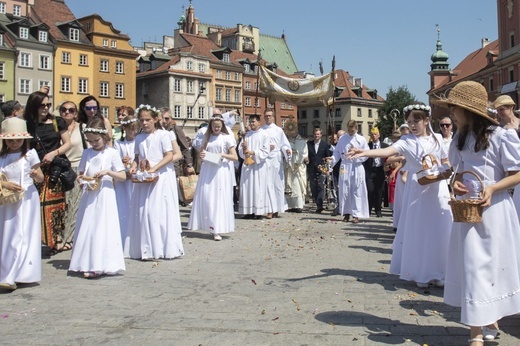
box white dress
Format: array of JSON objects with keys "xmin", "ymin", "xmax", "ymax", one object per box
[
  {"xmin": 125, "ymin": 130, "xmax": 184, "ymax": 260},
  {"xmin": 188, "ymin": 133, "xmax": 235, "ymax": 235},
  {"xmin": 332, "ymin": 133, "xmax": 369, "ymax": 218},
  {"xmin": 69, "ymin": 148, "xmax": 126, "ymax": 275},
  {"xmin": 0, "ymin": 150, "xmax": 41, "ymax": 285},
  {"xmin": 444, "ymin": 127, "xmax": 520, "ymax": 326},
  {"xmin": 114, "ymin": 138, "xmax": 135, "ymax": 247},
  {"xmin": 390, "ymin": 133, "xmax": 452, "ymax": 283}
]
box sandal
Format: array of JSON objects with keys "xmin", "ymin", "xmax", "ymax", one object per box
[
  {"xmin": 60, "ymin": 242, "xmax": 73, "ymax": 252},
  {"xmin": 468, "ymin": 338, "xmax": 484, "ymax": 345},
  {"xmin": 83, "ymin": 272, "xmax": 102, "ymax": 279}
]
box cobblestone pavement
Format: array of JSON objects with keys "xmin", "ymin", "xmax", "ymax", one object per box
[{"xmin": 1, "ymin": 205, "xmax": 519, "ymax": 345}]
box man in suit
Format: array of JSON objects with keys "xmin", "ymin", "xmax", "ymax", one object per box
[
  {"xmin": 364, "ymin": 127, "xmax": 388, "ymax": 217},
  {"xmin": 305, "ymin": 128, "xmax": 332, "ymax": 213}
]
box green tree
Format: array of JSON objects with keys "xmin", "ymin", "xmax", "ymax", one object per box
[{"xmin": 376, "ymin": 86, "xmax": 417, "ymax": 140}]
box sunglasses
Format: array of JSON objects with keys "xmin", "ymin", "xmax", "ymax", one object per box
[
  {"xmin": 85, "ymin": 106, "xmax": 98, "ymax": 111},
  {"xmin": 440, "ymin": 124, "xmax": 452, "ymax": 128},
  {"xmin": 39, "ymin": 103, "xmax": 52, "ymax": 109},
  {"xmin": 60, "ymin": 107, "xmax": 77, "ymax": 113}
]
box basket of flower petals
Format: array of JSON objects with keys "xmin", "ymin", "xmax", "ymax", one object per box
[{"xmin": 416, "ymin": 154, "xmax": 453, "ymax": 186}]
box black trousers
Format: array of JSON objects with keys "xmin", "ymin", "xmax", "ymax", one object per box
[
  {"xmin": 366, "ymin": 167, "xmax": 386, "ymax": 213},
  {"xmin": 309, "ymin": 171, "xmax": 325, "ymax": 209}
]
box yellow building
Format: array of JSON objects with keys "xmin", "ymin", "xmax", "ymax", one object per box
[{"xmin": 77, "ymin": 14, "xmax": 139, "ymax": 124}]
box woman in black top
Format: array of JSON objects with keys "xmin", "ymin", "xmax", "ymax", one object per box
[{"xmin": 25, "ymin": 91, "xmax": 71, "ymax": 254}]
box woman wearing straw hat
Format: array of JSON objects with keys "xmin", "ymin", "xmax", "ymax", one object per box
[
  {"xmin": 0, "ymin": 117, "xmax": 44, "ymax": 290},
  {"xmin": 436, "ymin": 81, "xmax": 520, "ymax": 345}
]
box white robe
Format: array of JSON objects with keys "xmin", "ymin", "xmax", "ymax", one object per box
[
  {"xmin": 332, "ymin": 133, "xmax": 369, "ymax": 218},
  {"xmin": 284, "ymin": 135, "xmax": 307, "ymax": 209},
  {"xmin": 238, "ymin": 129, "xmax": 270, "ymax": 215},
  {"xmin": 114, "ymin": 139, "xmax": 135, "ymax": 247},
  {"xmin": 0, "ymin": 150, "xmax": 41, "ymax": 285},
  {"xmin": 262, "ymin": 123, "xmax": 291, "ymax": 214},
  {"xmin": 188, "ymin": 133, "xmax": 236, "ymax": 234},
  {"xmin": 390, "ymin": 133, "xmax": 452, "ymax": 283},
  {"xmin": 69, "ymin": 148, "xmax": 126, "ymax": 275},
  {"xmin": 444, "ymin": 127, "xmax": 520, "ymax": 326}
]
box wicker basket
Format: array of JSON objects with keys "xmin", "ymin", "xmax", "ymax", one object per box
[
  {"xmin": 448, "ymin": 170, "xmax": 483, "ymax": 223},
  {"xmin": 79, "ymin": 176, "xmax": 100, "ymax": 191},
  {"xmin": 130, "ymin": 172, "xmax": 159, "ymax": 184},
  {"xmin": 0, "ymin": 173, "xmax": 24, "ymax": 206},
  {"xmin": 416, "ymin": 154, "xmax": 453, "ymax": 186}
]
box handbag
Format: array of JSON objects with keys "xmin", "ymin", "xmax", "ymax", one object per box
[
  {"xmin": 0, "ymin": 173, "xmax": 24, "ymax": 206},
  {"xmin": 51, "ymin": 156, "xmax": 77, "ymax": 192},
  {"xmin": 178, "ymin": 174, "xmax": 198, "ymax": 203}
]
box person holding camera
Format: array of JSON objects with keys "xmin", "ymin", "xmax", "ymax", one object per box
[{"xmin": 25, "ymin": 91, "xmax": 71, "ymax": 255}]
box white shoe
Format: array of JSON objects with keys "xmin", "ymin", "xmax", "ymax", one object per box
[
  {"xmin": 213, "ymin": 234, "xmax": 222, "ymax": 241},
  {"xmin": 433, "ymin": 279, "xmax": 445, "ymax": 287},
  {"xmin": 0, "ymin": 282, "xmax": 17, "ymax": 290},
  {"xmin": 482, "ymin": 326, "xmax": 499, "ymax": 341},
  {"xmin": 416, "ymin": 282, "xmax": 429, "ymax": 288}
]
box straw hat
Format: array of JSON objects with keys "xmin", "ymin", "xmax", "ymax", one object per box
[
  {"xmin": 283, "ymin": 119, "xmax": 299, "ymax": 138},
  {"xmin": 493, "ymin": 95, "xmax": 516, "ymax": 108},
  {"xmin": 433, "ymin": 81, "xmax": 498, "ymax": 125},
  {"xmin": 0, "ymin": 117, "xmax": 32, "ymax": 139}
]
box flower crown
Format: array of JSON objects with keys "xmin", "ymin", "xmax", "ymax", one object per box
[
  {"xmin": 136, "ymin": 104, "xmax": 159, "ymax": 115},
  {"xmin": 403, "ymin": 104, "xmax": 431, "ymax": 114},
  {"xmin": 120, "ymin": 118, "xmax": 138, "ymax": 125},
  {"xmin": 84, "ymin": 127, "xmax": 108, "ymax": 134}
]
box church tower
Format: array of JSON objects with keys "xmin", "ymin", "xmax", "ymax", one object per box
[{"xmin": 428, "ymin": 26, "xmax": 451, "ymax": 90}]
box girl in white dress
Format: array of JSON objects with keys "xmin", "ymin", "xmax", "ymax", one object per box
[
  {"xmin": 435, "ymin": 81, "xmax": 520, "ymax": 346},
  {"xmin": 114, "ymin": 115, "xmax": 139, "ymax": 251},
  {"xmin": 68, "ymin": 118, "xmax": 126, "ymax": 279},
  {"xmin": 126, "ymin": 105, "xmax": 184, "ymax": 260},
  {"xmin": 188, "ymin": 117, "xmax": 238, "ymax": 241},
  {"xmin": 349, "ymin": 104, "xmax": 452, "ymax": 288},
  {"xmin": 0, "ymin": 118, "xmax": 44, "ymax": 290}
]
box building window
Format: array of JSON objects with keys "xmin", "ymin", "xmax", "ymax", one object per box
[
  {"xmin": 111, "ymin": 40, "xmax": 116, "ymax": 48},
  {"xmin": 116, "ymin": 61, "xmax": 124, "ymax": 73},
  {"xmin": 187, "ymin": 80, "xmax": 194, "ymax": 93},
  {"xmin": 0, "ymin": 34, "xmax": 3, "ymax": 46},
  {"xmin": 216, "ymin": 88, "xmax": 222, "ymax": 101},
  {"xmin": 78, "ymin": 78, "xmax": 88, "ymax": 94},
  {"xmin": 510, "ymin": 32, "xmax": 515, "ymax": 49},
  {"xmin": 255, "ymin": 99, "xmax": 260, "ymax": 107},
  {"xmin": 245, "ymin": 97, "xmax": 251, "ymax": 107},
  {"xmin": 489, "ymin": 77, "xmax": 494, "ymax": 91},
  {"xmin": 235, "ymin": 72, "xmax": 240, "ymax": 81},
  {"xmin": 69, "ymin": 28, "xmax": 79, "ymax": 42},
  {"xmin": 225, "ymin": 89, "xmax": 231, "ymax": 101},
  {"xmin": 217, "ymin": 70, "xmax": 222, "ymax": 79},
  {"xmin": 0, "ymin": 62, "xmax": 4, "ymax": 79},
  {"xmin": 100, "ymin": 107, "xmax": 108, "ymax": 118},
  {"xmin": 509, "ymin": 68, "xmax": 515, "ymax": 83},
  {"xmin": 100, "ymin": 82, "xmax": 109, "ymax": 97},
  {"xmin": 335, "ymin": 108, "xmax": 341, "ymax": 117},
  {"xmin": 85, "ymin": 22, "xmax": 91, "ymax": 31},
  {"xmin": 301, "ymin": 110, "xmax": 307, "ymax": 119},
  {"xmin": 103, "ymin": 39, "xmax": 108, "ymax": 47},
  {"xmin": 115, "ymin": 83, "xmax": 124, "ymax": 98},
  {"xmin": 19, "ymin": 27, "xmax": 29, "ymax": 39},
  {"xmin": 223, "ymin": 53, "xmax": 230, "ymax": 62},
  {"xmin": 357, "ymin": 108, "xmax": 362, "ymax": 117},
  {"xmin": 225, "ymin": 71, "xmax": 231, "ymax": 80},
  {"xmin": 187, "ymin": 60, "xmax": 193, "ymax": 70},
  {"xmin": 288, "ymin": 104, "xmax": 293, "ymax": 110},
  {"xmin": 13, "ymin": 4, "xmax": 21, "ymax": 16},
  {"xmin": 235, "ymin": 90, "xmax": 240, "ymax": 102},
  {"xmin": 0, "ymin": 94, "xmax": 3, "ymax": 103},
  {"xmin": 357, "ymin": 122, "xmax": 362, "ymax": 135},
  {"xmin": 254, "ymin": 82, "xmax": 258, "ymax": 90},
  {"xmin": 199, "ymin": 81, "xmax": 206, "ymax": 94},
  {"xmin": 0, "ymin": 2, "xmax": 5, "ymax": 14},
  {"xmin": 187, "ymin": 106, "xmax": 193, "ymax": 119},
  {"xmin": 39, "ymin": 80, "xmax": 50, "ymax": 91},
  {"xmin": 281, "ymin": 119, "xmax": 286, "ymax": 128},
  {"xmin": 39, "ymin": 55, "xmax": 51, "ymax": 70},
  {"xmin": 19, "ymin": 52, "xmax": 31, "ymax": 67},
  {"xmin": 39, "ymin": 31, "xmax": 48, "ymax": 42},
  {"xmin": 198, "ymin": 106, "xmax": 205, "ymax": 119},
  {"xmin": 244, "ymin": 64, "xmax": 250, "ymax": 73},
  {"xmin": 198, "ymin": 63, "xmax": 205, "ymax": 73},
  {"xmin": 19, "ymin": 79, "xmax": 30, "ymax": 94},
  {"xmin": 245, "ymin": 81, "xmax": 251, "ymax": 90},
  {"xmin": 368, "ymin": 109, "xmax": 373, "ymax": 118},
  {"xmin": 61, "ymin": 77, "xmax": 71, "ymax": 92},
  {"xmin": 313, "ymin": 109, "xmax": 319, "ymax": 118},
  {"xmin": 79, "ymin": 54, "xmax": 88, "ymax": 66},
  {"xmin": 174, "ymin": 105, "xmax": 181, "ymax": 118},
  {"xmin": 62, "ymin": 52, "xmax": 71, "ymax": 64},
  {"xmin": 174, "ymin": 79, "xmax": 181, "ymax": 92},
  {"xmin": 100, "ymin": 59, "xmax": 109, "ymax": 72},
  {"xmin": 281, "ymin": 103, "xmax": 286, "ymax": 109},
  {"xmin": 299, "ymin": 124, "xmax": 307, "ymax": 137}
]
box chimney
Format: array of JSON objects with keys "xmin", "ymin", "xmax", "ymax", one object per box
[{"xmin": 482, "ymin": 38, "xmax": 490, "ymax": 48}]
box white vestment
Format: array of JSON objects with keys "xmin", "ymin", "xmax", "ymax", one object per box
[{"xmin": 284, "ymin": 135, "xmax": 308, "ymax": 209}]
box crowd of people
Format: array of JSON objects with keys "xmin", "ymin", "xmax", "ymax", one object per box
[{"xmin": 1, "ymin": 80, "xmax": 520, "ymax": 345}]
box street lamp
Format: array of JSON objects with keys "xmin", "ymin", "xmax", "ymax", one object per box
[{"xmin": 182, "ymin": 83, "xmax": 206, "ymax": 129}]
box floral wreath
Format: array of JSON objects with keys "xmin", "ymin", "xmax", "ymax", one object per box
[
  {"xmin": 403, "ymin": 104, "xmax": 431, "ymax": 114},
  {"xmin": 120, "ymin": 118, "xmax": 139, "ymax": 125},
  {"xmin": 136, "ymin": 104, "xmax": 159, "ymax": 116},
  {"xmin": 83, "ymin": 127, "xmax": 108, "ymax": 134}
]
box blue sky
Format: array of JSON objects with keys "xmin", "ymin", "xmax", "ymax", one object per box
[{"xmin": 67, "ymin": 0, "xmax": 498, "ymax": 103}]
